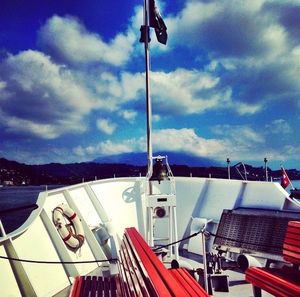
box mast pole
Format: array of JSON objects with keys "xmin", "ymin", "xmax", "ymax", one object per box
[
  {"xmin": 264, "ymin": 157, "xmax": 268, "ymax": 181},
  {"xmin": 144, "ymin": 0, "xmax": 153, "ymax": 179}
]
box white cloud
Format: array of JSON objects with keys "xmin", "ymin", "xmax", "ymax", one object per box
[
  {"xmin": 70, "ymin": 124, "xmax": 299, "ymax": 165},
  {"xmin": 0, "ymin": 81, "xmax": 6, "ymax": 89},
  {"xmin": 93, "ymin": 68, "xmax": 234, "ymax": 117},
  {"xmin": 153, "ymin": 114, "xmax": 161, "ymax": 122},
  {"xmin": 73, "ymin": 138, "xmax": 144, "ymax": 157},
  {"xmin": 38, "ymin": 15, "xmax": 136, "ymax": 66},
  {"xmin": 96, "ymin": 118, "xmax": 117, "ymax": 135},
  {"xmin": 0, "ymin": 50, "xmax": 99, "ymax": 138},
  {"xmin": 97, "ymin": 140, "xmax": 137, "ymax": 155},
  {"xmin": 0, "ymin": 112, "xmax": 61, "ymax": 139},
  {"xmin": 152, "ymin": 128, "xmax": 226, "ymax": 157},
  {"xmin": 212, "ymin": 124, "xmax": 265, "ymax": 144},
  {"xmin": 166, "ymin": 0, "xmax": 300, "ymax": 110},
  {"xmin": 118, "ymin": 110, "xmax": 137, "ymax": 122},
  {"xmin": 233, "ymin": 102, "xmax": 263, "ymax": 115},
  {"xmin": 150, "ymin": 68, "xmax": 230, "ymax": 114},
  {"xmin": 73, "ymin": 128, "xmax": 227, "ymax": 159},
  {"xmin": 169, "ymin": 0, "xmax": 279, "ymax": 58},
  {"xmin": 96, "ymin": 71, "xmax": 144, "ymax": 105},
  {"xmin": 265, "ymin": 119, "xmax": 292, "ymax": 134},
  {"xmin": 210, "ymin": 124, "xmax": 269, "ymax": 160}
]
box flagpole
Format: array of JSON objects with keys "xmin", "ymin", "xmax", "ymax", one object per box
[
  {"xmin": 281, "ymin": 165, "xmax": 295, "ymax": 190},
  {"xmin": 143, "ymin": 0, "xmax": 153, "ymax": 179}
]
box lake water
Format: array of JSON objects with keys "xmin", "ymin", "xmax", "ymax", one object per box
[
  {"xmin": 0, "ymin": 185, "xmax": 64, "ymax": 233},
  {"xmin": 1, "ymin": 180, "xmax": 300, "ymax": 234},
  {"xmin": 287, "ymin": 180, "xmax": 300, "ymax": 191}
]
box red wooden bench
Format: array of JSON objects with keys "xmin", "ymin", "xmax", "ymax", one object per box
[
  {"xmin": 245, "ymin": 220, "xmax": 300, "ymax": 297},
  {"xmin": 70, "ymin": 275, "xmax": 122, "ymax": 297},
  {"xmin": 70, "ymin": 226, "xmax": 209, "ymax": 296},
  {"xmin": 118, "ymin": 227, "xmax": 209, "ymax": 297}
]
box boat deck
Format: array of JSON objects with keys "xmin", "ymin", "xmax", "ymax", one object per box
[
  {"xmin": 212, "ymin": 269, "xmax": 273, "ymax": 297},
  {"xmin": 1, "ymin": 177, "xmax": 295, "ymax": 297},
  {"xmin": 174, "ymin": 252, "xmax": 273, "ymax": 297},
  {"xmin": 54, "ymin": 254, "xmax": 274, "ymax": 297}
]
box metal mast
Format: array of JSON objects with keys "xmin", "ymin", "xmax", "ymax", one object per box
[{"xmin": 143, "ymin": 0, "xmax": 153, "ymax": 179}]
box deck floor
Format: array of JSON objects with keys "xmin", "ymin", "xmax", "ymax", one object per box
[
  {"xmin": 54, "ymin": 255, "xmax": 274, "ymax": 297},
  {"xmin": 176, "ymin": 251, "xmax": 273, "ymax": 297}
]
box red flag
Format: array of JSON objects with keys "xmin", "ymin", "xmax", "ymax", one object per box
[{"xmin": 281, "ymin": 168, "xmax": 290, "ymax": 189}]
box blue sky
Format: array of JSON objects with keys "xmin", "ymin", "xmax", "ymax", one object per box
[{"xmin": 1, "ymin": 0, "xmax": 300, "ymax": 169}]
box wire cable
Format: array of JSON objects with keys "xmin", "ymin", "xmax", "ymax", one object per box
[
  {"xmin": 0, "ymin": 255, "xmax": 118, "ymax": 264},
  {"xmin": 0, "ymin": 230, "xmax": 282, "ymax": 263},
  {"xmin": 152, "ymin": 231, "xmax": 201, "ymax": 251},
  {"xmin": 152, "ymin": 230, "xmax": 282, "ymax": 251}
]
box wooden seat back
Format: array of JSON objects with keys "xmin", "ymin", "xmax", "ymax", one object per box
[
  {"xmin": 283, "ymin": 221, "xmax": 300, "ymax": 265},
  {"xmin": 119, "ymin": 227, "xmax": 209, "ymax": 297}
]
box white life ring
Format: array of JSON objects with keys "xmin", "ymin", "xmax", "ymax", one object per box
[{"xmin": 53, "ymin": 203, "xmax": 85, "ymax": 250}]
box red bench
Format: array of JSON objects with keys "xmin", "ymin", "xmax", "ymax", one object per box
[
  {"xmin": 118, "ymin": 227, "xmax": 209, "ymax": 297},
  {"xmin": 70, "ymin": 226, "xmax": 209, "ymax": 296},
  {"xmin": 245, "ymin": 221, "xmax": 300, "ymax": 297},
  {"xmin": 70, "ymin": 275, "xmax": 122, "ymax": 297}
]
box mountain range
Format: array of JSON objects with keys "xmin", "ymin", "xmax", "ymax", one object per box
[
  {"xmin": 1, "ymin": 153, "xmax": 300, "ymax": 186},
  {"xmin": 93, "ymin": 152, "xmax": 221, "ymax": 167}
]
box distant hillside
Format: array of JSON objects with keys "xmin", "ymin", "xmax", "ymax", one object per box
[
  {"xmin": 0, "ymin": 157, "xmax": 145, "ymax": 185},
  {"xmin": 1, "ymin": 156, "xmax": 300, "ymax": 186},
  {"xmin": 93, "ymin": 152, "xmax": 221, "ymax": 167}
]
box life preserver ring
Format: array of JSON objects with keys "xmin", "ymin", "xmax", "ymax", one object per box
[{"xmin": 53, "ymin": 203, "xmax": 85, "ymax": 250}]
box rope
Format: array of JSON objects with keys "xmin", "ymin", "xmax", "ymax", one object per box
[
  {"xmin": 0, "ymin": 255, "xmax": 118, "ymax": 264},
  {"xmin": 152, "ymin": 230, "xmax": 282, "ymax": 251},
  {"xmin": 0, "ymin": 230, "xmax": 282, "ymax": 264},
  {"xmin": 152, "ymin": 231, "xmax": 201, "ymax": 251}
]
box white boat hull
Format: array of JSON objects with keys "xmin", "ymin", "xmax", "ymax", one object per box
[{"xmin": 0, "ymin": 176, "xmax": 297, "ymax": 297}]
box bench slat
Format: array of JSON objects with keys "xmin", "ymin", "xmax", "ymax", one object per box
[
  {"xmin": 114, "ymin": 276, "xmax": 123, "ymax": 297},
  {"xmin": 283, "ymin": 243, "xmax": 300, "ymax": 254},
  {"xmin": 285, "ymin": 237, "xmax": 300, "ymax": 246},
  {"xmin": 125, "ymin": 228, "xmax": 172, "ymax": 297},
  {"xmin": 128, "ymin": 227, "xmax": 201, "ymax": 296},
  {"xmin": 169, "ymin": 268, "xmax": 208, "ymax": 296},
  {"xmin": 117, "ymin": 227, "xmax": 208, "ymax": 297},
  {"xmin": 126, "ymin": 227, "xmax": 210, "ymax": 296},
  {"xmin": 70, "ymin": 276, "xmax": 83, "ymax": 297},
  {"xmin": 284, "ymin": 224, "xmax": 300, "ymax": 264},
  {"xmin": 287, "ymin": 221, "xmax": 300, "ymax": 228},
  {"xmin": 90, "ymin": 276, "xmax": 97, "ymax": 297},
  {"xmin": 283, "ymin": 250, "xmax": 300, "ymax": 264},
  {"xmin": 283, "ymin": 256, "xmax": 300, "ymax": 265},
  {"xmin": 122, "ymin": 234, "xmax": 149, "ymax": 296},
  {"xmin": 96, "ymin": 276, "xmax": 103, "ymax": 296},
  {"xmin": 246, "ymin": 273, "xmax": 290, "ymax": 297},
  {"xmin": 82, "ymin": 276, "xmax": 91, "ymax": 297},
  {"xmin": 118, "ymin": 248, "xmax": 136, "ymax": 297},
  {"xmin": 286, "ymin": 232, "xmax": 300, "ymax": 241},
  {"xmin": 119, "ymin": 247, "xmax": 137, "ymax": 296},
  {"xmin": 246, "ymin": 267, "xmax": 300, "ymax": 297},
  {"xmin": 286, "ymin": 226, "xmax": 300, "ymax": 235},
  {"xmin": 70, "ymin": 276, "xmax": 120, "ymax": 297}
]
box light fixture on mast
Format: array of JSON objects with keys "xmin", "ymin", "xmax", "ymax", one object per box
[
  {"xmin": 264, "ymin": 157, "xmax": 268, "ymax": 181},
  {"xmin": 227, "ymin": 158, "xmax": 231, "ymax": 180}
]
